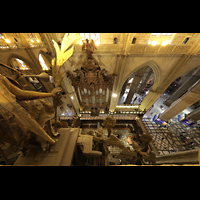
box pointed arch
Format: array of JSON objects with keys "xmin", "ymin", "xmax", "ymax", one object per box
[
  {"xmin": 38, "ymin": 50, "xmax": 52, "ymax": 64},
  {"xmin": 120, "ymin": 60, "xmax": 161, "ymax": 92},
  {"xmin": 117, "ymin": 60, "xmax": 162, "ymax": 105},
  {"xmin": 38, "ymin": 50, "xmax": 52, "ymax": 71},
  {"xmin": 7, "ymin": 53, "xmax": 36, "ymax": 72}
]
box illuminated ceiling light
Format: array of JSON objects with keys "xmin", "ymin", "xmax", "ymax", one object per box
[
  {"xmin": 0, "ymin": 34, "xmax": 5, "ymax": 39},
  {"xmin": 148, "ymin": 40, "xmax": 151, "ymax": 44},
  {"xmin": 30, "ymin": 39, "xmax": 34, "ymax": 43},
  {"xmin": 80, "ymin": 33, "xmax": 84, "ymax": 38},
  {"xmin": 161, "ymin": 41, "xmax": 167, "ymax": 46},
  {"xmin": 112, "ymin": 93, "xmax": 117, "ymax": 97},
  {"xmin": 151, "ymin": 41, "xmax": 157, "ymax": 46},
  {"xmin": 71, "ymin": 96, "xmax": 74, "ymax": 99},
  {"xmin": 96, "ymin": 33, "xmax": 100, "ymax": 42},
  {"xmin": 5, "ymin": 39, "xmax": 10, "ymax": 43},
  {"xmin": 85, "ymin": 33, "xmax": 89, "ymax": 40},
  {"xmin": 36, "ymin": 39, "xmax": 40, "ymax": 43},
  {"xmin": 162, "ymin": 40, "xmax": 169, "ymax": 46},
  {"xmin": 39, "ymin": 54, "xmax": 49, "ymax": 70},
  {"xmin": 90, "ymin": 33, "xmax": 95, "ymax": 40},
  {"xmin": 95, "ymin": 40, "xmax": 100, "ymax": 46},
  {"xmin": 116, "ymin": 105, "xmax": 139, "ymax": 108}
]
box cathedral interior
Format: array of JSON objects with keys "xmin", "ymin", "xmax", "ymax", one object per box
[{"xmin": 0, "ymin": 33, "xmax": 200, "ymax": 166}]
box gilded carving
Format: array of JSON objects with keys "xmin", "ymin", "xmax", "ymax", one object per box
[
  {"xmin": 66, "ymin": 58, "xmax": 116, "ymax": 112},
  {"xmin": 52, "ymin": 33, "xmax": 82, "ymax": 87}
]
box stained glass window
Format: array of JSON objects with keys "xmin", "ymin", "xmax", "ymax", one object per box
[
  {"xmin": 39, "ymin": 54, "xmax": 49, "ymax": 70},
  {"xmin": 15, "ymin": 58, "xmax": 30, "ymax": 70}
]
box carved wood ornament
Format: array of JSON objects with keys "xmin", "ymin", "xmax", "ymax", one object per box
[{"xmin": 67, "ymin": 58, "xmax": 116, "ymax": 114}]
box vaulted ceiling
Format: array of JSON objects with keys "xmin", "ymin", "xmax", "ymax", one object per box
[{"xmin": 1, "ymin": 33, "xmax": 200, "ymax": 118}]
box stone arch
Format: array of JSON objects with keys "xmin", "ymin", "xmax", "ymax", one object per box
[
  {"xmin": 7, "ymin": 53, "xmax": 37, "ymax": 73},
  {"xmin": 38, "ymin": 50, "xmax": 52, "ymax": 70},
  {"xmin": 120, "ymin": 60, "xmax": 161, "ymax": 93},
  {"xmin": 38, "ymin": 50, "xmax": 52, "ymax": 64},
  {"xmin": 117, "ymin": 60, "xmax": 161, "ymax": 105}
]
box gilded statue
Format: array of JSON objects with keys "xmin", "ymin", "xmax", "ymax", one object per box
[
  {"xmin": 0, "ymin": 33, "xmax": 83, "ymax": 156},
  {"xmin": 0, "ymin": 73, "xmax": 62, "ymax": 153}
]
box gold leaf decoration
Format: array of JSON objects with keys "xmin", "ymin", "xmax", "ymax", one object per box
[
  {"xmin": 52, "ymin": 33, "xmax": 82, "ymax": 87},
  {"xmin": 52, "ymin": 33, "xmax": 82, "ymax": 66}
]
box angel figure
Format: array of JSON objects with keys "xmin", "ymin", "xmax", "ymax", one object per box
[
  {"xmin": 0, "ymin": 72, "xmax": 63, "ymax": 154},
  {"xmin": 82, "ymin": 39, "xmax": 97, "ymax": 59}
]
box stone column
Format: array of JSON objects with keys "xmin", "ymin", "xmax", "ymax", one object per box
[
  {"xmin": 186, "ymin": 106, "xmax": 200, "ymax": 123},
  {"xmin": 61, "ymin": 75, "xmax": 80, "ymax": 115},
  {"xmin": 137, "ymin": 68, "xmax": 153, "ymax": 94},
  {"xmin": 109, "ymin": 55, "xmax": 127, "ymax": 112},
  {"xmin": 136, "ymin": 116, "xmax": 148, "ymax": 134},
  {"xmin": 160, "ymin": 80, "xmax": 200, "ymax": 122},
  {"xmin": 139, "ymin": 90, "xmax": 162, "ymax": 112},
  {"xmin": 156, "ymin": 149, "xmax": 200, "ymax": 165},
  {"xmin": 124, "ymin": 67, "xmax": 147, "ymax": 104}
]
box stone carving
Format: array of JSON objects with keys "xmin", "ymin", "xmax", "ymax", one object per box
[
  {"xmin": 51, "ymin": 33, "xmax": 82, "ymax": 132},
  {"xmin": 0, "ymin": 71, "xmax": 63, "ymax": 156},
  {"xmin": 71, "ymin": 117, "xmax": 81, "ymax": 128},
  {"xmin": 103, "ymin": 116, "xmax": 116, "ymax": 137},
  {"xmin": 66, "ymin": 59, "xmax": 116, "ymax": 112},
  {"xmin": 96, "ymin": 126, "xmax": 103, "ymax": 138},
  {"xmin": 90, "ymin": 122, "xmax": 155, "ymax": 165},
  {"xmin": 82, "ymin": 39, "xmax": 97, "ymax": 59},
  {"xmin": 67, "ymin": 35, "xmax": 116, "ymax": 115},
  {"xmin": 131, "ymin": 132, "xmax": 155, "ymax": 165}
]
